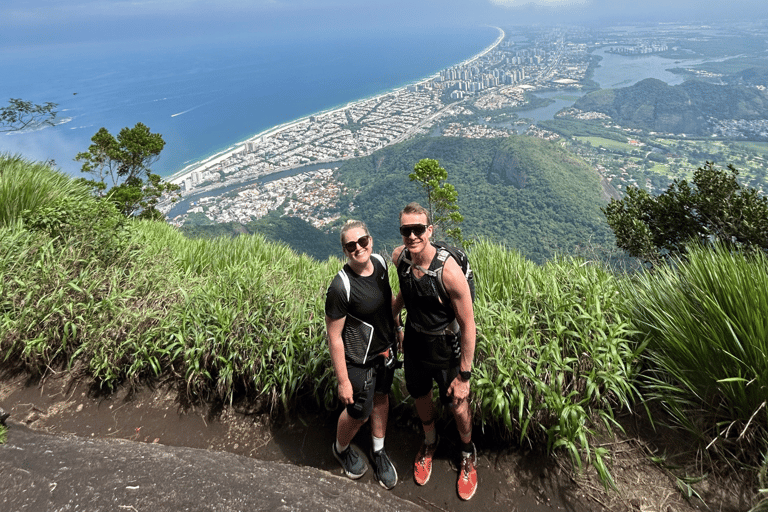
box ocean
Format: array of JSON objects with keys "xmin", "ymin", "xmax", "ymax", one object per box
[{"xmin": 0, "ymin": 25, "xmax": 497, "ymax": 178}]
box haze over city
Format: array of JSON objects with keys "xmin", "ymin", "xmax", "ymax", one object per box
[{"xmin": 3, "ymin": 0, "xmax": 768, "ymax": 47}]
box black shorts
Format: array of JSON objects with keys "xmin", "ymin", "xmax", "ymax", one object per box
[
  {"xmin": 345, "ymin": 357, "xmax": 395, "ymax": 421},
  {"xmin": 403, "ymin": 330, "xmax": 460, "ymax": 405},
  {"xmin": 404, "ymin": 356, "xmax": 460, "ymax": 405}
]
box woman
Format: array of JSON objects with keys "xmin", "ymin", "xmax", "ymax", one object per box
[{"xmin": 324, "ymin": 219, "xmax": 403, "ymax": 490}]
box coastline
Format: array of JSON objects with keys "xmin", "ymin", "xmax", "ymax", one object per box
[{"xmin": 166, "ymin": 26, "xmax": 504, "ymax": 185}]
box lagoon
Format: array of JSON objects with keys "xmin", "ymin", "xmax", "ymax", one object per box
[{"xmin": 514, "ymin": 48, "xmax": 715, "ymax": 122}]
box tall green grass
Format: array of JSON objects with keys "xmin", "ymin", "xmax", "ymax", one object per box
[
  {"xmin": 627, "ymin": 242, "xmax": 768, "ymax": 463},
  {"xmin": 0, "ymin": 223, "xmax": 184, "ymax": 379},
  {"xmin": 470, "ymin": 240, "xmax": 641, "ymax": 484},
  {"xmin": 133, "ymin": 220, "xmax": 337, "ymax": 407},
  {"xmin": 0, "ymin": 159, "xmax": 647, "ymax": 485},
  {"xmin": 0, "ymin": 154, "xmax": 91, "ymax": 228}
]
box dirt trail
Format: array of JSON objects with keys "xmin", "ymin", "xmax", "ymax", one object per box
[{"xmin": 0, "ymin": 370, "xmax": 749, "ymax": 511}]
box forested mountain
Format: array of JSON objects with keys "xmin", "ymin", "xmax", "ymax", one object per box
[
  {"xmin": 573, "ymin": 78, "xmax": 768, "ymax": 135},
  {"xmin": 182, "ymin": 135, "xmax": 614, "ymax": 264},
  {"xmin": 335, "ymin": 134, "xmax": 614, "ymax": 263},
  {"xmin": 180, "ymin": 214, "xmax": 340, "ymax": 261},
  {"xmin": 730, "ymin": 67, "xmax": 768, "ymax": 88}
]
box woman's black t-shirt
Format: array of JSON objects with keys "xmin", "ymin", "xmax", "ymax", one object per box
[{"xmin": 325, "ymin": 254, "xmax": 395, "ymax": 362}]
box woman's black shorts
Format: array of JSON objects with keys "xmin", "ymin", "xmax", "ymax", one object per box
[{"xmin": 345, "ymin": 357, "xmax": 395, "ymax": 421}]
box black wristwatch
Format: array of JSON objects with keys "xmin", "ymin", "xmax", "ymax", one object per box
[{"xmin": 459, "ymin": 370, "xmax": 472, "ymax": 381}]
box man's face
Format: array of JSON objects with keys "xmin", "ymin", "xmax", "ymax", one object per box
[{"xmin": 399, "ymin": 212, "xmax": 431, "ymax": 255}]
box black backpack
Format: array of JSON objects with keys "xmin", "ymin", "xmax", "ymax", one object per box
[{"xmin": 397, "ymin": 241, "xmax": 476, "ymax": 304}]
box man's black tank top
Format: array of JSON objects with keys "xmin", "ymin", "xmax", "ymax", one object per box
[{"xmin": 397, "ymin": 249, "xmax": 456, "ymax": 334}]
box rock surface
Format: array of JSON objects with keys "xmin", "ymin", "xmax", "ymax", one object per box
[{"xmin": 0, "ymin": 421, "xmax": 425, "ymax": 512}]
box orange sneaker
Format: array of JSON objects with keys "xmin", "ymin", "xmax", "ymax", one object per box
[
  {"xmin": 413, "ymin": 437, "xmax": 438, "ymax": 486},
  {"xmin": 457, "ymin": 445, "xmax": 477, "ymax": 500}
]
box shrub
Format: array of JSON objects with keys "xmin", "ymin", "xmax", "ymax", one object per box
[
  {"xmin": 22, "ymin": 196, "xmax": 134, "ymax": 265},
  {"xmin": 604, "ymin": 162, "xmax": 768, "ymax": 267},
  {"xmin": 627, "ymin": 242, "xmax": 768, "ymax": 464}
]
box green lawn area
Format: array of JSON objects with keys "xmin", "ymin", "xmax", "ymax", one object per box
[
  {"xmin": 733, "ymin": 141, "xmax": 768, "ymax": 156},
  {"xmin": 574, "ymin": 136, "xmax": 633, "ymax": 151},
  {"xmin": 649, "ymin": 163, "xmax": 670, "ymax": 174}
]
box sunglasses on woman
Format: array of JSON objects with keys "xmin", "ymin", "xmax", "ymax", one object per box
[
  {"xmin": 344, "ymin": 235, "xmax": 371, "ymax": 253},
  {"xmin": 399, "ymin": 224, "xmax": 428, "ymax": 237}
]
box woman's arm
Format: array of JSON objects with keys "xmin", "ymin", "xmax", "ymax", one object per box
[{"xmin": 325, "ymin": 315, "xmax": 353, "ymax": 405}]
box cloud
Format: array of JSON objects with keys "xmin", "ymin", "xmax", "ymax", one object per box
[{"xmin": 490, "ymin": 0, "xmax": 589, "ymax": 6}]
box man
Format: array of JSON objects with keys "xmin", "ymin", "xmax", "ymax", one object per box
[{"xmin": 391, "ymin": 202, "xmax": 478, "ymax": 500}]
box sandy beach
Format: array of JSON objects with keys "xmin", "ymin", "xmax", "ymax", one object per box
[{"xmin": 167, "ymin": 27, "xmax": 504, "ymax": 186}]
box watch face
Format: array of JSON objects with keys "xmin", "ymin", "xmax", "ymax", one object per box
[{"xmin": 460, "ymin": 371, "xmax": 471, "ymax": 380}]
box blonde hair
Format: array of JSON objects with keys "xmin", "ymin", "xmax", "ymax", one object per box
[{"xmin": 339, "ymin": 219, "xmax": 370, "ymax": 247}]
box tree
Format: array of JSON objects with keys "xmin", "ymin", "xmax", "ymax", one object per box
[
  {"xmin": 603, "ymin": 162, "xmax": 768, "ymax": 267},
  {"xmin": 75, "ymin": 123, "xmax": 179, "ymax": 219},
  {"xmin": 1, "ymin": 98, "xmax": 58, "ymax": 132},
  {"xmin": 409, "ymin": 158, "xmax": 468, "ymax": 247}
]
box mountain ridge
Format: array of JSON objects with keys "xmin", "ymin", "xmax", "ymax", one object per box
[{"xmin": 573, "ymin": 77, "xmax": 768, "ymax": 135}]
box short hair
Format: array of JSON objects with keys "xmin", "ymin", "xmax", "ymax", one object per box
[
  {"xmin": 339, "ymin": 219, "xmax": 370, "ymax": 247},
  {"xmin": 399, "ymin": 202, "xmax": 430, "ymax": 225}
]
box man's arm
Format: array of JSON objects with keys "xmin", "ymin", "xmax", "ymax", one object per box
[
  {"xmin": 442, "ymin": 257, "xmax": 476, "ymax": 401},
  {"xmin": 325, "ymin": 315, "xmax": 353, "ymax": 405},
  {"xmin": 392, "ymin": 290, "xmax": 404, "ymax": 320},
  {"xmin": 391, "ymin": 245, "xmax": 404, "ymax": 266}
]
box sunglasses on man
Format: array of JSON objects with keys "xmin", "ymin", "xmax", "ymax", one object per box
[
  {"xmin": 344, "ymin": 235, "xmax": 371, "ymax": 253},
  {"xmin": 399, "ymin": 224, "xmax": 428, "ymax": 237}
]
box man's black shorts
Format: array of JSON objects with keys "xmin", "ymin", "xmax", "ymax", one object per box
[{"xmin": 403, "ymin": 327, "xmax": 460, "ymax": 404}]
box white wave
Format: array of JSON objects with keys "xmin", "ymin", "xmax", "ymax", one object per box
[{"xmin": 171, "ymin": 108, "xmax": 195, "ymax": 118}]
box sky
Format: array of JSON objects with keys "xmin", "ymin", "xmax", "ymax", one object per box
[{"xmin": 3, "ymin": 0, "xmax": 767, "ymax": 47}]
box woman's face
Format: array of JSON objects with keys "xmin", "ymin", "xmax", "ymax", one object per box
[{"xmin": 342, "ymin": 227, "xmax": 372, "ymax": 265}]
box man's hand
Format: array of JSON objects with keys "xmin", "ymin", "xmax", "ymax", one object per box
[
  {"xmin": 447, "ymin": 376, "xmax": 470, "ymax": 406},
  {"xmin": 338, "ymin": 379, "xmax": 354, "ymax": 405}
]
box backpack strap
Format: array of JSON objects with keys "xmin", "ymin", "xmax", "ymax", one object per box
[
  {"xmin": 433, "ymin": 248, "xmax": 451, "ymax": 303},
  {"xmin": 337, "ymin": 268, "xmax": 351, "ymax": 302},
  {"xmin": 371, "ymin": 252, "xmax": 386, "ymax": 269},
  {"xmin": 338, "ymin": 253, "xmax": 387, "ymax": 302},
  {"xmin": 397, "ymin": 245, "xmax": 450, "ymax": 303}
]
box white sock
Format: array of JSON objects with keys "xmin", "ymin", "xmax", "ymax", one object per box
[
  {"xmin": 335, "ymin": 440, "xmax": 349, "ymax": 453},
  {"xmin": 372, "ymin": 435, "xmax": 385, "ymax": 453}
]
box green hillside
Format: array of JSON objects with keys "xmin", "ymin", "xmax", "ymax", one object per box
[
  {"xmin": 335, "ymin": 134, "xmax": 614, "ymax": 264},
  {"xmin": 181, "ymin": 213, "xmax": 339, "ymax": 261},
  {"xmin": 573, "ymin": 78, "xmax": 768, "ymax": 135},
  {"xmin": 180, "ymin": 135, "xmax": 615, "ymax": 264}
]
